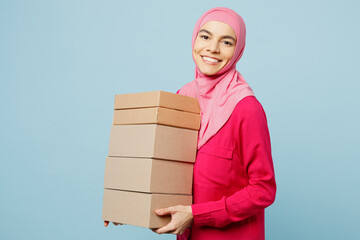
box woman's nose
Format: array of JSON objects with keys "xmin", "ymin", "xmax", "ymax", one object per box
[{"xmin": 207, "ymin": 40, "xmax": 220, "ymax": 53}]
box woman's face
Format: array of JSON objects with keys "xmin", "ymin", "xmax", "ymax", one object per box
[{"xmin": 193, "ymin": 21, "xmax": 237, "ymax": 76}]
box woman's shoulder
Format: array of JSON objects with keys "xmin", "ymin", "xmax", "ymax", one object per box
[{"xmin": 232, "ymin": 95, "xmax": 267, "ymax": 120}]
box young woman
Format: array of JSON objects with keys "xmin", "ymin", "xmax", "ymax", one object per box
[{"xmin": 154, "ymin": 7, "xmax": 277, "ymax": 240}]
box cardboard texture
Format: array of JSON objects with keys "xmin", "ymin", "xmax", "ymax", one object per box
[
  {"xmin": 103, "ymin": 90, "xmax": 199, "ymax": 229},
  {"xmin": 108, "ymin": 124, "xmax": 198, "ymax": 163},
  {"xmin": 113, "ymin": 107, "xmax": 201, "ymax": 130},
  {"xmin": 102, "ymin": 189, "xmax": 193, "ymax": 228},
  {"xmin": 114, "ymin": 91, "xmax": 201, "ymax": 114},
  {"xmin": 104, "ymin": 157, "xmax": 193, "ymax": 195}
]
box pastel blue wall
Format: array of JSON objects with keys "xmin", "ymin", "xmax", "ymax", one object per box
[{"xmin": 1, "ymin": 0, "xmax": 359, "ymax": 239}]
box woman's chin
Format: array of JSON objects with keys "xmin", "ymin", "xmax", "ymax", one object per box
[
  {"xmin": 198, "ymin": 66, "xmax": 219, "ymax": 76},
  {"xmin": 200, "ymin": 68, "xmax": 223, "ymax": 76}
]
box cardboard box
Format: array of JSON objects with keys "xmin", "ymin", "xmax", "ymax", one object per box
[
  {"xmin": 113, "ymin": 107, "xmax": 200, "ymax": 130},
  {"xmin": 114, "ymin": 90, "xmax": 200, "ymax": 114},
  {"xmin": 102, "ymin": 189, "xmax": 193, "ymax": 228},
  {"xmin": 109, "ymin": 124, "xmax": 198, "ymax": 163},
  {"xmin": 104, "ymin": 157, "xmax": 193, "ymax": 195}
]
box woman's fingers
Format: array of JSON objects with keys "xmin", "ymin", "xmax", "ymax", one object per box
[
  {"xmin": 155, "ymin": 222, "xmax": 175, "ymax": 234},
  {"xmin": 150, "ymin": 228, "xmax": 159, "ymax": 233},
  {"xmin": 113, "ymin": 222, "xmax": 123, "ymax": 226},
  {"xmin": 154, "ymin": 207, "xmax": 176, "ymax": 234},
  {"xmin": 104, "ymin": 220, "xmax": 123, "ymax": 227},
  {"xmin": 156, "ymin": 207, "xmax": 175, "ymax": 216},
  {"xmin": 155, "ymin": 205, "xmax": 193, "ymax": 235}
]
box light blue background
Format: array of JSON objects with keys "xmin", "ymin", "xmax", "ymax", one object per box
[{"xmin": 1, "ymin": 0, "xmax": 359, "ymax": 239}]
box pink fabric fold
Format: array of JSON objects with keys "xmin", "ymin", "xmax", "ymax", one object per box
[{"xmin": 178, "ymin": 7, "xmax": 254, "ymax": 149}]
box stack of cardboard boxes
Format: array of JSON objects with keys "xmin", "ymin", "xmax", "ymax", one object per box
[{"xmin": 102, "ymin": 91, "xmax": 201, "ymax": 228}]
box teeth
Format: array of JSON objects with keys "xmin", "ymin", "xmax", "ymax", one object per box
[{"xmin": 202, "ymin": 56, "xmax": 219, "ymax": 63}]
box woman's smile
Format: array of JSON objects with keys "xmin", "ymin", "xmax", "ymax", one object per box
[
  {"xmin": 193, "ymin": 21, "xmax": 236, "ymax": 76},
  {"xmin": 201, "ymin": 55, "xmax": 222, "ymax": 64}
]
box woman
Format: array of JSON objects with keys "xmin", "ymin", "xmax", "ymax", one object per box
[{"xmin": 154, "ymin": 7, "xmax": 276, "ymax": 240}]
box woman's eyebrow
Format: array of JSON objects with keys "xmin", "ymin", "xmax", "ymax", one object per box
[{"xmin": 198, "ymin": 29, "xmax": 236, "ymax": 42}]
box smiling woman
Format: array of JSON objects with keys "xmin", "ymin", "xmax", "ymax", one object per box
[
  {"xmin": 153, "ymin": 7, "xmax": 277, "ymax": 240},
  {"xmin": 193, "ymin": 21, "xmax": 237, "ymax": 76}
]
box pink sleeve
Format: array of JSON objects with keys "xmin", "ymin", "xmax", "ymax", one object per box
[{"xmin": 191, "ymin": 99, "xmax": 277, "ymax": 228}]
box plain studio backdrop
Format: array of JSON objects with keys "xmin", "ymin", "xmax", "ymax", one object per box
[{"xmin": 1, "ymin": 0, "xmax": 359, "ymax": 239}]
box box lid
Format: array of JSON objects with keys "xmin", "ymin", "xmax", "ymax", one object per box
[
  {"xmin": 113, "ymin": 107, "xmax": 201, "ymax": 130},
  {"xmin": 114, "ymin": 91, "xmax": 200, "ymax": 114}
]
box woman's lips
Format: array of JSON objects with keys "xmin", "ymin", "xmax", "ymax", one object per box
[{"xmin": 201, "ymin": 55, "xmax": 222, "ymax": 65}]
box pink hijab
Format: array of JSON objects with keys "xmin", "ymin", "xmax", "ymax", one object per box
[{"xmin": 178, "ymin": 7, "xmax": 255, "ymax": 149}]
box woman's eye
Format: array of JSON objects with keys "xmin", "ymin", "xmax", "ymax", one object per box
[
  {"xmin": 200, "ymin": 35, "xmax": 209, "ymax": 40},
  {"xmin": 223, "ymin": 41, "xmax": 233, "ymax": 46}
]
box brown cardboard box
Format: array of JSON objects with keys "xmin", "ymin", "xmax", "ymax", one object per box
[
  {"xmin": 113, "ymin": 107, "xmax": 200, "ymax": 130},
  {"xmin": 103, "ymin": 90, "xmax": 199, "ymax": 229},
  {"xmin": 109, "ymin": 124, "xmax": 198, "ymax": 163},
  {"xmin": 104, "ymin": 157, "xmax": 193, "ymax": 195},
  {"xmin": 114, "ymin": 90, "xmax": 200, "ymax": 114},
  {"xmin": 102, "ymin": 189, "xmax": 193, "ymax": 228}
]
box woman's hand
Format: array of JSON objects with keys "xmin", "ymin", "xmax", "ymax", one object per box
[
  {"xmin": 154, "ymin": 205, "xmax": 193, "ymax": 235},
  {"xmin": 104, "ymin": 221, "xmax": 123, "ymax": 227}
]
